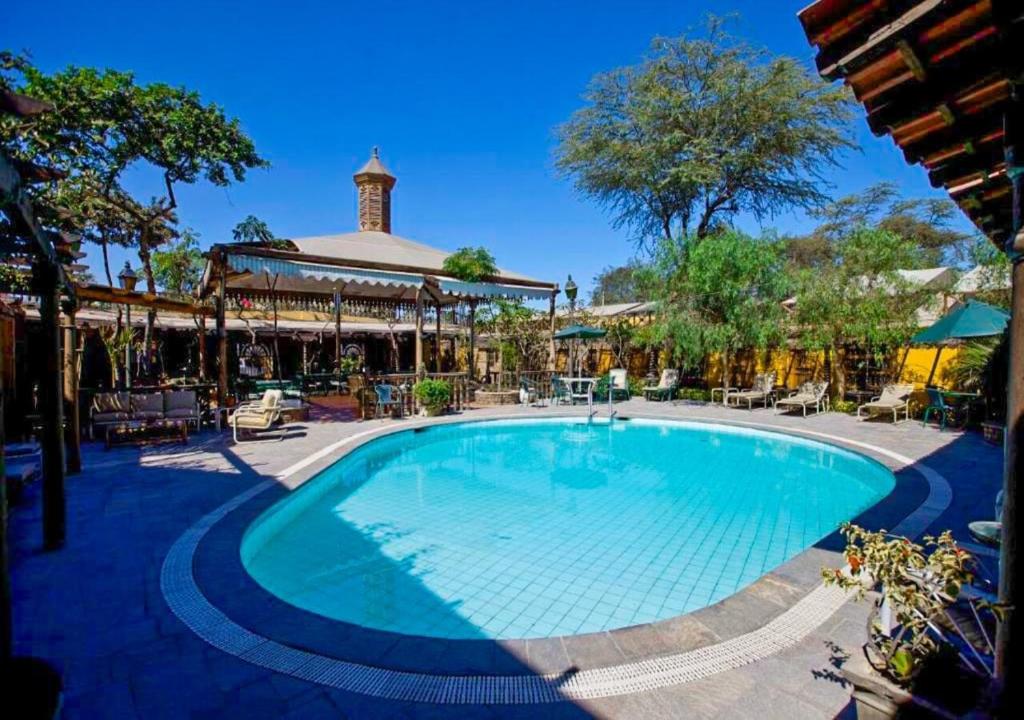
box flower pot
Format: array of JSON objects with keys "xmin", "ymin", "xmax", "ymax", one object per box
[
  {"xmin": 981, "ymin": 422, "xmax": 1004, "ymax": 446},
  {"xmin": 421, "ymin": 405, "xmax": 444, "ymax": 417}
]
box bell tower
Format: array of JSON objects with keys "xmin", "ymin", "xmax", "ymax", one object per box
[{"xmin": 353, "ymin": 147, "xmax": 396, "ymax": 233}]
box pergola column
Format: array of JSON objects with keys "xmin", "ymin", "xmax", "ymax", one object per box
[
  {"xmin": 435, "ymin": 302, "xmax": 442, "ymax": 373},
  {"xmin": 197, "ymin": 315, "xmax": 207, "ymax": 380},
  {"xmin": 998, "ymin": 88, "xmax": 1024, "ymax": 699},
  {"xmin": 333, "ymin": 290, "xmax": 342, "ymax": 370},
  {"xmin": 468, "ymin": 300, "xmax": 477, "ymax": 382},
  {"xmin": 216, "ymin": 258, "xmax": 228, "ymax": 408},
  {"xmin": 415, "ymin": 288, "xmax": 424, "ymax": 375},
  {"xmin": 61, "ymin": 301, "xmax": 81, "ymax": 474},
  {"xmin": 33, "ymin": 261, "xmax": 66, "ymax": 550}
]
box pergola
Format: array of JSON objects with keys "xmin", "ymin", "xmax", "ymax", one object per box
[
  {"xmin": 198, "ymin": 150, "xmax": 559, "ymax": 405},
  {"xmin": 798, "ymin": 0, "xmax": 1023, "ymax": 699}
]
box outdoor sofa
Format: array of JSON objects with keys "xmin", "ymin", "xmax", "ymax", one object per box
[
  {"xmin": 856, "ymin": 383, "xmax": 914, "ymax": 423},
  {"xmin": 774, "ymin": 381, "xmax": 829, "ymax": 417},
  {"xmin": 90, "ymin": 390, "xmax": 200, "ymax": 438}
]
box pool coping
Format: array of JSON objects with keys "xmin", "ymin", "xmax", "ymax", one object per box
[{"xmin": 162, "ymin": 411, "xmax": 951, "ymax": 702}]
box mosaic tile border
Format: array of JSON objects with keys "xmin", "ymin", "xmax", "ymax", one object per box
[{"xmin": 161, "ymin": 415, "xmax": 952, "ymax": 703}]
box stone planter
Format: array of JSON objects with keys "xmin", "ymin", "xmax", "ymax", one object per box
[
  {"xmin": 842, "ymin": 651, "xmax": 914, "ymax": 720},
  {"xmin": 981, "ymin": 421, "xmax": 1004, "ymax": 446},
  {"xmin": 420, "ymin": 405, "xmax": 444, "ymax": 417}
]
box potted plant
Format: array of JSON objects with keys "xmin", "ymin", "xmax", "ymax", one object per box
[
  {"xmin": 413, "ymin": 378, "xmax": 451, "ymax": 417},
  {"xmin": 822, "ymin": 524, "xmax": 998, "ymax": 718}
]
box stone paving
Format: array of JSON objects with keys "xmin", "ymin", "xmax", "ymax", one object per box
[{"xmin": 9, "ymin": 398, "xmax": 1002, "ymax": 718}]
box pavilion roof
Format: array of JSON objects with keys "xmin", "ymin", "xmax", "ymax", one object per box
[{"xmin": 797, "ymin": 0, "xmax": 1024, "ymax": 245}]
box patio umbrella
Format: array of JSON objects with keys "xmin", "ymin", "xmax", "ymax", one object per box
[
  {"xmin": 911, "ymin": 299, "xmax": 1009, "ymax": 385},
  {"xmin": 553, "ymin": 325, "xmax": 606, "ymax": 378}
]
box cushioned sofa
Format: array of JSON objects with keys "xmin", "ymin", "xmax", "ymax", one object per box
[{"xmin": 90, "ymin": 390, "xmax": 199, "ymax": 438}]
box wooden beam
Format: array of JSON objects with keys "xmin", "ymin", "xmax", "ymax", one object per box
[
  {"xmin": 216, "ymin": 259, "xmax": 228, "ymax": 409},
  {"xmin": 435, "ymin": 303, "xmax": 442, "ymax": 373},
  {"xmin": 415, "ymin": 288, "xmax": 424, "ymax": 376},
  {"xmin": 75, "ymin": 284, "xmax": 214, "ymax": 316},
  {"xmin": 468, "ymin": 301, "xmax": 477, "ymax": 383}
]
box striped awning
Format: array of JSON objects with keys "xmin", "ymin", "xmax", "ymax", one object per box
[
  {"xmin": 228, "ymin": 254, "xmax": 424, "ymax": 290},
  {"xmin": 437, "ymin": 278, "xmax": 555, "ymax": 301}
]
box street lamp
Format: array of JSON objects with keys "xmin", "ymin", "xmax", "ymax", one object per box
[
  {"xmin": 565, "ymin": 274, "xmax": 578, "ymax": 377},
  {"xmin": 118, "ymin": 262, "xmax": 137, "ymax": 389}
]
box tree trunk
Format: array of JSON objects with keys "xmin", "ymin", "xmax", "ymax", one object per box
[{"xmin": 138, "ymin": 233, "xmax": 158, "ymax": 380}]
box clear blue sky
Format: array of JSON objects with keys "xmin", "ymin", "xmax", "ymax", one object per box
[{"xmin": 3, "ymin": 0, "xmax": 971, "ymax": 299}]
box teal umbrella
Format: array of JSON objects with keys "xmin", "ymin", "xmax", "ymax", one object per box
[
  {"xmin": 553, "ymin": 324, "xmax": 606, "ymax": 340},
  {"xmin": 553, "ymin": 325, "xmax": 606, "ymax": 378},
  {"xmin": 911, "ymin": 299, "xmax": 1009, "ymax": 385},
  {"xmin": 911, "ymin": 300, "xmax": 1009, "ymax": 344}
]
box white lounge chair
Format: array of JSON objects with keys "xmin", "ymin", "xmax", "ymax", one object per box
[
  {"xmin": 608, "ymin": 368, "xmax": 631, "ymax": 401},
  {"xmin": 774, "ymin": 381, "xmax": 829, "ymax": 417},
  {"xmin": 228, "ymin": 389, "xmax": 284, "ymax": 441},
  {"xmin": 643, "ymin": 369, "xmax": 679, "ymax": 401},
  {"xmin": 857, "ymin": 384, "xmax": 914, "ymax": 423},
  {"xmin": 728, "ymin": 372, "xmax": 777, "ymax": 410}
]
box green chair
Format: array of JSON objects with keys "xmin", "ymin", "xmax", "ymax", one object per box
[
  {"xmin": 551, "ymin": 376, "xmax": 572, "ymax": 406},
  {"xmin": 922, "ymin": 387, "xmax": 962, "ymax": 430}
]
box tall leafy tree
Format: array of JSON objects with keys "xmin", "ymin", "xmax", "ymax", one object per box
[
  {"xmin": 151, "ymin": 229, "xmax": 204, "ymax": 298},
  {"xmin": 786, "ymin": 182, "xmax": 978, "ymax": 268},
  {"xmin": 442, "ymin": 247, "xmax": 497, "ymax": 282},
  {"xmin": 649, "ymin": 230, "xmax": 790, "ymax": 386},
  {"xmin": 791, "ymin": 227, "xmax": 931, "ymax": 397},
  {"xmin": 232, "ymin": 215, "xmax": 277, "ymax": 244},
  {"xmin": 2, "ymin": 54, "xmax": 267, "ymax": 376},
  {"xmin": 555, "ymin": 16, "xmax": 854, "ymax": 248},
  {"xmin": 590, "ymin": 263, "xmax": 649, "ymax": 305}
]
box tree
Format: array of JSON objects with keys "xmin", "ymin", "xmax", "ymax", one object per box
[
  {"xmin": 791, "ymin": 227, "xmax": 930, "ymax": 397},
  {"xmin": 232, "ymin": 215, "xmax": 277, "ymax": 244},
  {"xmin": 555, "ymin": 16, "xmax": 854, "ymax": 248},
  {"xmin": 442, "ymin": 247, "xmax": 497, "ymax": 282},
  {"xmin": 151, "ymin": 229, "xmax": 204, "ymax": 298},
  {"xmin": 590, "ymin": 263, "xmax": 648, "ymax": 305},
  {"xmin": 2, "ymin": 55, "xmax": 267, "ymax": 377},
  {"xmin": 787, "ymin": 182, "xmax": 979, "ymax": 268},
  {"xmin": 478, "ymin": 300, "xmax": 549, "ymax": 375},
  {"xmin": 649, "ymin": 230, "xmax": 790, "ymax": 386}
]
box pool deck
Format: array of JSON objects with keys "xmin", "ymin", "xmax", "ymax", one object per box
[{"xmin": 10, "ymin": 398, "xmax": 1002, "ymax": 718}]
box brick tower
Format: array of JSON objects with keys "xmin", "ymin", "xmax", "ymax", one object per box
[{"xmin": 353, "ymin": 147, "xmax": 396, "ymax": 233}]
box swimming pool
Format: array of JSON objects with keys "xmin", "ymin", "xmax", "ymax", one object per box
[{"xmin": 241, "ymin": 418, "xmax": 894, "ymax": 640}]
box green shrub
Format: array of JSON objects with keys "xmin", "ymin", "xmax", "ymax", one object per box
[
  {"xmin": 831, "ymin": 399, "xmax": 857, "ymax": 414},
  {"xmin": 676, "ymin": 388, "xmax": 711, "ymax": 402},
  {"xmin": 413, "ymin": 379, "xmax": 451, "ymax": 409}
]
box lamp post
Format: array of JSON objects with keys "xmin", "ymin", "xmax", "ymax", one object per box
[
  {"xmin": 565, "ymin": 274, "xmax": 578, "ymax": 377},
  {"xmin": 118, "ymin": 262, "xmax": 137, "ymax": 390}
]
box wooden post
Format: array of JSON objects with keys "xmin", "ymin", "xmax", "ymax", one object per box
[
  {"xmin": 34, "ymin": 262, "xmax": 65, "ymax": 550},
  {"xmin": 548, "ymin": 293, "xmax": 556, "ymax": 371},
  {"xmin": 415, "ymin": 288, "xmax": 424, "ymax": 376},
  {"xmin": 435, "ymin": 303, "xmax": 442, "ymax": 373},
  {"xmin": 197, "ymin": 315, "xmax": 207, "ymax": 380},
  {"xmin": 61, "ymin": 302, "xmax": 81, "ymax": 474},
  {"xmin": 216, "ymin": 259, "xmax": 228, "ymax": 408},
  {"xmin": 997, "ymin": 92, "xmax": 1024, "ymax": 703},
  {"xmin": 333, "ymin": 290, "xmax": 341, "ymax": 371},
  {"xmin": 468, "ymin": 300, "xmax": 477, "ymax": 383},
  {"xmin": 1, "ymin": 309, "xmax": 10, "ymax": 658}
]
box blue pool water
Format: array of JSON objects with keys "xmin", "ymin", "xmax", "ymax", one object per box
[{"xmin": 241, "ymin": 418, "xmax": 894, "ymax": 640}]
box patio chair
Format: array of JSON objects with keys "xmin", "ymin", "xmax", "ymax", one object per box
[
  {"xmin": 643, "ymin": 369, "xmax": 679, "ymax": 401},
  {"xmin": 856, "ymin": 383, "xmax": 914, "ymax": 423},
  {"xmin": 374, "ymin": 384, "xmax": 404, "ymax": 418},
  {"xmin": 550, "ymin": 376, "xmax": 572, "ymax": 406},
  {"xmin": 922, "ymin": 387, "xmax": 965, "ymax": 431},
  {"xmin": 228, "ymin": 389, "xmax": 283, "ymax": 442},
  {"xmin": 774, "ymin": 381, "xmax": 829, "ymax": 417},
  {"xmin": 608, "ymin": 369, "xmax": 631, "ymax": 401},
  {"xmin": 728, "ymin": 372, "xmax": 776, "ymax": 410},
  {"xmin": 519, "ymin": 376, "xmax": 539, "ymax": 406}
]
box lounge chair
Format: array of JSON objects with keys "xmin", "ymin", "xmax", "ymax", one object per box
[
  {"xmin": 856, "ymin": 383, "xmax": 914, "ymax": 423},
  {"xmin": 728, "ymin": 372, "xmax": 776, "ymax": 410},
  {"xmin": 608, "ymin": 369, "xmax": 631, "ymax": 401},
  {"xmin": 519, "ymin": 377, "xmax": 539, "ymax": 405},
  {"xmin": 374, "ymin": 384, "xmax": 404, "ymax": 418},
  {"xmin": 643, "ymin": 369, "xmax": 679, "ymax": 401},
  {"xmin": 774, "ymin": 381, "xmax": 829, "ymax": 417},
  {"xmin": 228, "ymin": 389, "xmax": 284, "ymax": 441}
]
